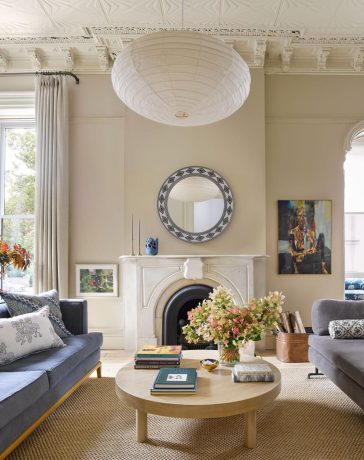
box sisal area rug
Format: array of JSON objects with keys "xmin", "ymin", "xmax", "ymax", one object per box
[{"xmin": 9, "ymin": 368, "xmax": 364, "ymax": 460}]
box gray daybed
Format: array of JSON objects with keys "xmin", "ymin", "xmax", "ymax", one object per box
[
  {"xmin": 308, "ymin": 299, "xmax": 364, "ymax": 410},
  {"xmin": 0, "ymin": 299, "xmax": 103, "ymax": 458}
]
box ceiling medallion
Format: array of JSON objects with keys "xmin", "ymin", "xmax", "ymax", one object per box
[{"xmin": 111, "ymin": 30, "xmax": 251, "ymax": 126}]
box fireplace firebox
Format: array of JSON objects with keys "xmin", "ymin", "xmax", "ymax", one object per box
[{"xmin": 162, "ymin": 284, "xmax": 215, "ymax": 348}]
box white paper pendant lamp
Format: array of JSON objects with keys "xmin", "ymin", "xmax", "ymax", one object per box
[{"xmin": 111, "ymin": 30, "xmax": 251, "ymax": 126}]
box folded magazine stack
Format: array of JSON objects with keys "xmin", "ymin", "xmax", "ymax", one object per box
[{"xmin": 232, "ymin": 363, "xmax": 274, "ymax": 383}]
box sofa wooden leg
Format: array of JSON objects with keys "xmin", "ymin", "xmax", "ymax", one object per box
[{"xmin": 96, "ymin": 363, "xmax": 102, "ymax": 378}]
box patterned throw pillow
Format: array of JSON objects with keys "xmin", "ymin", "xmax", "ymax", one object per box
[
  {"xmin": 329, "ymin": 319, "xmax": 364, "ymax": 339},
  {"xmin": 0, "ymin": 289, "xmax": 72, "ymax": 338},
  {"xmin": 0, "ymin": 306, "xmax": 65, "ymax": 365}
]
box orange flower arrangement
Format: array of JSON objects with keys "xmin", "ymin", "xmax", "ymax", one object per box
[{"xmin": 0, "ymin": 239, "xmax": 31, "ymax": 279}]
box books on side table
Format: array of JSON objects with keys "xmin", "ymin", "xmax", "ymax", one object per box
[
  {"xmin": 150, "ymin": 368, "xmax": 197, "ymax": 395},
  {"xmin": 232, "ymin": 363, "xmax": 274, "ymax": 383},
  {"xmin": 134, "ymin": 345, "xmax": 182, "ymax": 369}
]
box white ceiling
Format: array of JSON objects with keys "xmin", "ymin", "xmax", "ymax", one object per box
[{"xmin": 1, "ymin": 0, "xmax": 364, "ymax": 74}]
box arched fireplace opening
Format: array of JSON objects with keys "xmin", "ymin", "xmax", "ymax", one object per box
[{"xmin": 162, "ymin": 284, "xmax": 216, "ymax": 349}]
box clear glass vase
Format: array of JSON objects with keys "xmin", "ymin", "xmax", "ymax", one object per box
[{"xmin": 218, "ymin": 342, "xmax": 240, "ymax": 367}]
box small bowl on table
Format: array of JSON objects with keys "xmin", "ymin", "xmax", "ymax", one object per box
[{"xmin": 200, "ymin": 358, "xmax": 219, "ymax": 372}]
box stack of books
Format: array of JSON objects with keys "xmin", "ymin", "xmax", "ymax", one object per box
[
  {"xmin": 134, "ymin": 345, "xmax": 182, "ymax": 369},
  {"xmin": 276, "ymin": 311, "xmax": 306, "ymax": 333},
  {"xmin": 150, "ymin": 368, "xmax": 197, "ymax": 395},
  {"xmin": 232, "ymin": 362, "xmax": 274, "ymax": 383}
]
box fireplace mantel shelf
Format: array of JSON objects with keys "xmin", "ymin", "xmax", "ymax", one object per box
[{"xmin": 119, "ymin": 254, "xmax": 268, "ymax": 259}]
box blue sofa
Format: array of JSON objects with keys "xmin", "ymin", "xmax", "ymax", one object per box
[
  {"xmin": 308, "ymin": 299, "xmax": 364, "ymax": 410},
  {"xmin": 0, "ymin": 299, "xmax": 103, "ymax": 458}
]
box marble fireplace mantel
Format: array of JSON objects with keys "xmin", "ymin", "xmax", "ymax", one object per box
[{"xmin": 119, "ymin": 254, "xmax": 266, "ymax": 351}]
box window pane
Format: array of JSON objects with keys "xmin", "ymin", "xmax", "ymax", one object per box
[
  {"xmin": 345, "ymin": 213, "xmax": 364, "ymax": 276},
  {"xmin": 4, "ymin": 127, "xmax": 36, "ymax": 216},
  {"xmin": 2, "ymin": 218, "xmax": 34, "ymax": 293}
]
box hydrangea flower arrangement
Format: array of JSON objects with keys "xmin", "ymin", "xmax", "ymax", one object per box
[{"xmin": 182, "ymin": 286, "xmax": 284, "ymax": 349}]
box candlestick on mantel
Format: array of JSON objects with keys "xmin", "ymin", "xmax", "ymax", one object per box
[
  {"xmin": 137, "ymin": 219, "xmax": 141, "ymax": 256},
  {"xmin": 131, "ymin": 214, "xmax": 135, "ymax": 256}
]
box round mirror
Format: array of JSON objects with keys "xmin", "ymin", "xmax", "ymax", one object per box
[{"xmin": 158, "ymin": 166, "xmax": 233, "ymax": 243}]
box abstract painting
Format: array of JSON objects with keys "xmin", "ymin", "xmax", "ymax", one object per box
[{"xmin": 278, "ymin": 200, "xmax": 332, "ymax": 274}]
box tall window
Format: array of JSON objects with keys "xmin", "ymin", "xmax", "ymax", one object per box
[
  {"xmin": 0, "ymin": 122, "xmax": 36, "ymax": 293},
  {"xmin": 344, "ymin": 133, "xmax": 364, "ymax": 277}
]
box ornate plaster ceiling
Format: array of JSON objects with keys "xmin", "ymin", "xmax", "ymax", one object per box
[{"xmin": 1, "ymin": 0, "xmax": 364, "ymax": 74}]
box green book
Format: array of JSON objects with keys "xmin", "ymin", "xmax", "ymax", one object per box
[{"xmin": 153, "ymin": 368, "xmax": 197, "ymax": 389}]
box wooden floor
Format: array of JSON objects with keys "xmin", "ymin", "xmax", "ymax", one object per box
[{"xmin": 98, "ymin": 349, "xmax": 313, "ymax": 377}]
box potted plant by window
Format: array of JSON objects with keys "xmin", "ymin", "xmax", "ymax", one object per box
[{"xmin": 182, "ymin": 286, "xmax": 285, "ymax": 366}]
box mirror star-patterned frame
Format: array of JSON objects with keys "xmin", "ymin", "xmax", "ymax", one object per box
[{"xmin": 157, "ymin": 166, "xmax": 234, "ymax": 243}]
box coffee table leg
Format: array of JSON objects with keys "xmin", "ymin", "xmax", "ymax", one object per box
[
  {"xmin": 244, "ymin": 411, "xmax": 256, "ymax": 448},
  {"xmin": 136, "ymin": 409, "xmax": 148, "ymax": 442}
]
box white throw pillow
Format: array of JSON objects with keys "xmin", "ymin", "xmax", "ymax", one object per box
[{"xmin": 0, "ymin": 306, "xmax": 65, "ymax": 365}]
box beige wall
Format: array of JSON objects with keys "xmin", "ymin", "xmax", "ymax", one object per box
[
  {"xmin": 124, "ymin": 68, "xmax": 266, "ymax": 256},
  {"xmin": 266, "ymin": 75, "xmax": 364, "ymax": 326},
  {"xmin": 2, "ymin": 70, "xmax": 363, "ymax": 343}
]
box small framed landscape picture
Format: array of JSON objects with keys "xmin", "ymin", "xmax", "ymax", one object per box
[{"xmin": 76, "ymin": 264, "xmax": 118, "ymax": 297}]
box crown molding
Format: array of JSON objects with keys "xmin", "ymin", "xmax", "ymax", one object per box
[{"xmin": 1, "ymin": 27, "xmax": 364, "ymax": 74}]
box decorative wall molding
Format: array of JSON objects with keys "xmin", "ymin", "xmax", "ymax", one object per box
[
  {"xmin": 1, "ymin": 1, "xmax": 364, "ymax": 74},
  {"xmin": 60, "ymin": 47, "xmax": 74, "ymax": 71},
  {"xmin": 343, "ymin": 120, "xmax": 364, "ymax": 154},
  {"xmin": 95, "ymin": 45, "xmax": 110, "ymax": 71},
  {"xmin": 1, "ymin": 28, "xmax": 364, "ymax": 73},
  {"xmin": 26, "ymin": 48, "xmax": 41, "ymax": 71},
  {"xmin": 266, "ymin": 117, "xmax": 359, "ymax": 125}
]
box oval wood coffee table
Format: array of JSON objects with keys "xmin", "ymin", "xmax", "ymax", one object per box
[{"xmin": 115, "ymin": 350, "xmax": 281, "ymax": 448}]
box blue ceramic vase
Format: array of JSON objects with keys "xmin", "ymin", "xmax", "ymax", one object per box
[{"xmin": 145, "ymin": 237, "xmax": 158, "ymax": 256}]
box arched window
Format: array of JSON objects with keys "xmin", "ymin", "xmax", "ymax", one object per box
[{"xmin": 344, "ymin": 129, "xmax": 364, "ymax": 299}]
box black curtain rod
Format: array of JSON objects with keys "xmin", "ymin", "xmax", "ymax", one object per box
[{"xmin": 0, "ymin": 71, "xmax": 79, "ymax": 84}]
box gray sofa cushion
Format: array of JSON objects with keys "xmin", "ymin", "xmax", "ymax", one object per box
[
  {"xmin": 0, "ymin": 333, "xmax": 103, "ymax": 388},
  {"xmin": 312, "ymin": 299, "xmax": 364, "ymax": 335},
  {"xmin": 309, "ymin": 334, "xmax": 364, "ymax": 388},
  {"xmin": 0, "ymin": 371, "xmax": 49, "ymax": 430}
]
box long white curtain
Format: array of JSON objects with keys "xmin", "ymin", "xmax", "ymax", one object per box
[{"xmin": 34, "ymin": 75, "xmax": 69, "ymax": 297}]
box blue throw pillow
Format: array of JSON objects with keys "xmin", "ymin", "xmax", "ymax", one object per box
[
  {"xmin": 0, "ymin": 289, "xmax": 72, "ymax": 339},
  {"xmin": 345, "ymin": 278, "xmax": 364, "ymax": 290}
]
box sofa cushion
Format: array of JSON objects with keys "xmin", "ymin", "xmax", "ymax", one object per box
[
  {"xmin": 312, "ymin": 299, "xmax": 364, "ymax": 335},
  {"xmin": 309, "ymin": 334, "xmax": 364, "ymax": 387},
  {"xmin": 0, "ymin": 371, "xmax": 49, "ymax": 429},
  {"xmin": 1, "ymin": 289, "xmax": 72, "ymax": 338},
  {"xmin": 0, "ymin": 333, "xmax": 103, "ymax": 388},
  {"xmin": 0, "ymin": 306, "xmax": 65, "ymax": 365}
]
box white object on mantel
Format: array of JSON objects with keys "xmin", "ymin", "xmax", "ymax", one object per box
[
  {"xmin": 119, "ymin": 255, "xmax": 267, "ymax": 351},
  {"xmin": 183, "ymin": 258, "xmax": 204, "ymax": 280},
  {"xmin": 111, "ymin": 30, "xmax": 251, "ymax": 127}
]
